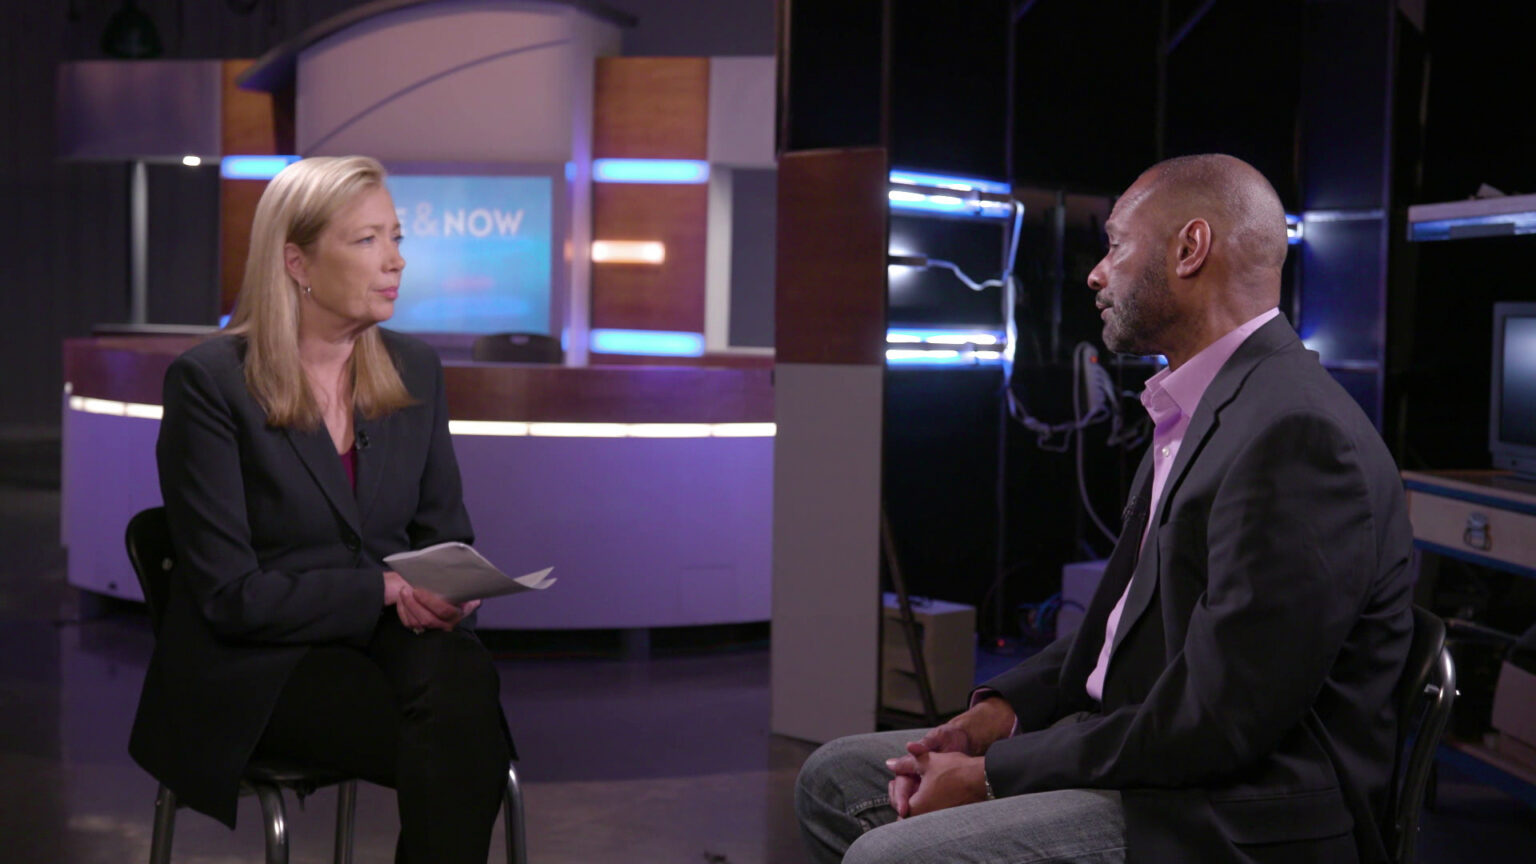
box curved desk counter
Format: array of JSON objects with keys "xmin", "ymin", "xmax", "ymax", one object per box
[{"xmin": 63, "ymin": 336, "xmax": 774, "ymax": 629}]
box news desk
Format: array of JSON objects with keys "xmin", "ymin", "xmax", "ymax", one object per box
[{"xmin": 62, "ymin": 336, "xmax": 774, "ymax": 629}]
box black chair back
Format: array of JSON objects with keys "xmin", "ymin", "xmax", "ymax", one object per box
[
  {"xmin": 1385, "ymin": 606, "xmax": 1457, "ymax": 864},
  {"xmin": 125, "ymin": 506, "xmax": 174, "ymax": 634},
  {"xmin": 471, "ymin": 332, "xmax": 563, "ymax": 364}
]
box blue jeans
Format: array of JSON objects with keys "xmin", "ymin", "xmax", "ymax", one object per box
[{"xmin": 795, "ymin": 728, "xmax": 1126, "ymax": 864}]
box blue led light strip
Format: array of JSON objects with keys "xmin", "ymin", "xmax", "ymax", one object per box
[
  {"xmin": 889, "ymin": 194, "xmax": 1014, "ymax": 219},
  {"xmin": 886, "ymin": 349, "xmax": 1003, "ymax": 367},
  {"xmin": 889, "ymin": 170, "xmax": 1011, "ymax": 195},
  {"xmin": 888, "ymin": 168, "xmax": 1013, "ymax": 219},
  {"xmin": 220, "ymin": 155, "xmax": 301, "ymax": 180},
  {"xmin": 593, "ymin": 159, "xmax": 711, "ymax": 184},
  {"xmin": 589, "ymin": 329, "xmax": 706, "ymax": 357},
  {"xmin": 887, "ymin": 328, "xmax": 1003, "ymax": 346}
]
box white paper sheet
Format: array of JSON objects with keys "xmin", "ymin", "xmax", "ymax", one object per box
[{"xmin": 384, "ymin": 542, "xmax": 555, "ymax": 604}]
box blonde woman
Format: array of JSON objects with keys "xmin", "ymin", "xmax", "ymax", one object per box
[{"xmin": 130, "ymin": 156, "xmax": 513, "ymax": 862}]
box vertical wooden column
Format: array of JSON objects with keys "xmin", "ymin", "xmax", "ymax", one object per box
[
  {"xmin": 770, "ymin": 147, "xmax": 889, "ymax": 742},
  {"xmin": 589, "ymin": 58, "xmax": 710, "ymax": 338},
  {"xmin": 218, "ymin": 60, "xmax": 292, "ymax": 314}
]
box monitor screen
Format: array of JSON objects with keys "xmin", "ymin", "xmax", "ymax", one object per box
[
  {"xmin": 1491, "ymin": 302, "xmax": 1536, "ymax": 477},
  {"xmin": 1499, "ymin": 314, "xmax": 1536, "ymax": 447},
  {"xmin": 384, "ymin": 174, "xmax": 554, "ymax": 334}
]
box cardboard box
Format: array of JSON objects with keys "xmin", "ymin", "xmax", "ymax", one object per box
[
  {"xmin": 1495, "ymin": 733, "xmax": 1536, "ymax": 775},
  {"xmin": 881, "ymin": 593, "xmax": 976, "ymax": 716},
  {"xmin": 1490, "ymin": 660, "xmax": 1536, "ymax": 769},
  {"xmin": 1058, "ymin": 560, "xmax": 1108, "ymax": 638}
]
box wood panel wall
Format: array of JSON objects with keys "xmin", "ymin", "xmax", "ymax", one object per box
[
  {"xmin": 769, "ymin": 147, "xmax": 888, "ymax": 742},
  {"xmin": 590, "ymin": 183, "xmax": 708, "ymax": 331},
  {"xmin": 218, "ymin": 59, "xmax": 293, "ymax": 314},
  {"xmin": 593, "ymin": 57, "xmax": 710, "ymax": 159},
  {"xmin": 589, "ymin": 57, "xmax": 711, "ymax": 336},
  {"xmin": 775, "ymin": 148, "xmax": 889, "ymax": 365}
]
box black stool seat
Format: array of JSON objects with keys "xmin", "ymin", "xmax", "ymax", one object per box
[
  {"xmin": 242, "ymin": 761, "xmax": 353, "ymax": 796},
  {"xmin": 126, "ymin": 506, "xmax": 527, "ymax": 864}
]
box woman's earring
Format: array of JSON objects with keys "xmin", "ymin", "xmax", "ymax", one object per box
[{"xmin": 302, "ymin": 285, "xmax": 312, "ymax": 296}]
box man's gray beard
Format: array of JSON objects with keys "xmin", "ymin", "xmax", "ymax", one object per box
[{"xmin": 1103, "ymin": 262, "xmax": 1174, "ymax": 357}]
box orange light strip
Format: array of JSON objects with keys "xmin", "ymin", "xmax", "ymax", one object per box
[{"xmin": 591, "ymin": 240, "xmax": 665, "ymax": 264}]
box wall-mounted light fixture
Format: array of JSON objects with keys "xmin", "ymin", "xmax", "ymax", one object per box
[
  {"xmin": 889, "ymin": 169, "xmax": 1013, "ymax": 219},
  {"xmin": 1286, "ymin": 214, "xmax": 1303, "ymax": 245},
  {"xmin": 591, "ymin": 240, "xmax": 666, "ymax": 264},
  {"xmin": 593, "ymin": 159, "xmax": 710, "ymax": 184}
]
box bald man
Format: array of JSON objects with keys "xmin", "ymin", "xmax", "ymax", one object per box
[{"xmin": 795, "ymin": 155, "xmax": 1414, "ymax": 864}]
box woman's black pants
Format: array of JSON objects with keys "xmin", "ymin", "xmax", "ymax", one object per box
[{"xmin": 253, "ymin": 613, "xmax": 513, "ymax": 864}]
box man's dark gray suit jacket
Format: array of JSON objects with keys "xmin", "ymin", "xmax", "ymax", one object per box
[
  {"xmin": 980, "ymin": 317, "xmax": 1414, "ymax": 863},
  {"xmin": 129, "ymin": 330, "xmax": 477, "ymax": 828}
]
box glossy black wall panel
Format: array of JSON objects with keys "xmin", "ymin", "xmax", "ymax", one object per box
[
  {"xmin": 1297, "ymin": 218, "xmax": 1387, "ymax": 367},
  {"xmin": 1300, "ymin": 0, "xmax": 1393, "ymax": 211},
  {"xmin": 1010, "ymin": 0, "xmax": 1160, "ymax": 194},
  {"xmin": 780, "ymin": 0, "xmax": 886, "ymax": 152},
  {"xmin": 889, "ymin": 0, "xmax": 1009, "ymax": 179},
  {"xmin": 1418, "ymin": 0, "xmax": 1536, "ymax": 201},
  {"xmin": 1162, "ymin": 0, "xmax": 1303, "ymax": 206}
]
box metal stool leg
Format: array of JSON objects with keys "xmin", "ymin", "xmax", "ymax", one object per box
[
  {"xmin": 333, "ymin": 780, "xmax": 357, "ymax": 864},
  {"xmin": 252, "ymin": 783, "xmax": 290, "ymax": 864},
  {"xmin": 503, "ymin": 762, "xmax": 527, "ymax": 864},
  {"xmin": 148, "ymin": 783, "xmax": 177, "ymax": 864}
]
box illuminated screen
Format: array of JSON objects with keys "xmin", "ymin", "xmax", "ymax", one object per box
[
  {"xmin": 1501, "ymin": 316, "xmax": 1536, "ymax": 447},
  {"xmin": 384, "ymin": 175, "xmax": 553, "ymax": 334}
]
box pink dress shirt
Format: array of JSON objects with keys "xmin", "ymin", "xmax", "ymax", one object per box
[{"xmin": 1083, "ymin": 308, "xmax": 1280, "ymax": 702}]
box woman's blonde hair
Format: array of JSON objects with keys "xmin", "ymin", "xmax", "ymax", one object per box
[{"xmin": 226, "ymin": 155, "xmax": 415, "ymax": 429}]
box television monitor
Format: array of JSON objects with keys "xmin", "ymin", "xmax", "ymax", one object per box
[
  {"xmin": 382, "ymin": 164, "xmax": 566, "ymax": 336},
  {"xmin": 1490, "ymin": 302, "xmax": 1536, "ymax": 479}
]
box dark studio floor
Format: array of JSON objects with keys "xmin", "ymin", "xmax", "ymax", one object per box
[{"xmin": 0, "ymin": 457, "xmax": 1532, "ymax": 862}]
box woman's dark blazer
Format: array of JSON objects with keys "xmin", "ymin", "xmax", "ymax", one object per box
[{"xmin": 129, "ymin": 329, "xmax": 475, "ymax": 828}]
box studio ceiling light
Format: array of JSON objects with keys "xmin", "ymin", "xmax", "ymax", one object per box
[{"xmin": 101, "ymin": 0, "xmax": 163, "ymax": 59}]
